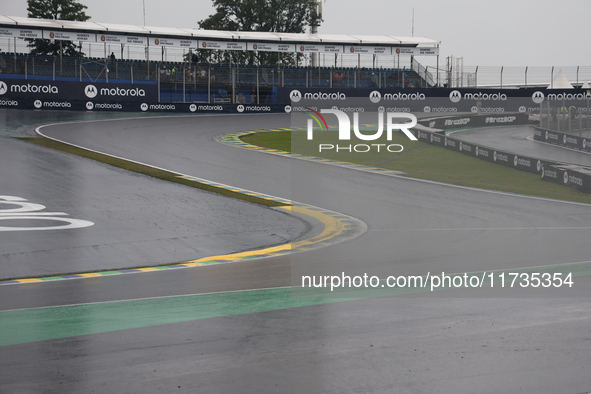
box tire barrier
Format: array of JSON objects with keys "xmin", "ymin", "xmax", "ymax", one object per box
[{"xmin": 412, "ymin": 114, "xmax": 591, "ymax": 193}]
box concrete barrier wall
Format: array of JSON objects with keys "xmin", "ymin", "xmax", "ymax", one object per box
[{"xmin": 412, "ymin": 115, "xmax": 591, "ymax": 193}]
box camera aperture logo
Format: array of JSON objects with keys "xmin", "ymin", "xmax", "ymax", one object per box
[{"xmin": 304, "ymin": 108, "xmax": 418, "ymax": 154}]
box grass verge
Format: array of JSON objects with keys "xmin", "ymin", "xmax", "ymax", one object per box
[{"xmin": 242, "ymin": 129, "xmax": 591, "ymax": 205}]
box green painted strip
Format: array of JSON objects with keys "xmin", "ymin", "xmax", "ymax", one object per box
[
  {"xmin": 3, "ymin": 261, "xmax": 591, "ymax": 346},
  {"xmin": 0, "ymin": 288, "xmax": 357, "ymax": 347}
]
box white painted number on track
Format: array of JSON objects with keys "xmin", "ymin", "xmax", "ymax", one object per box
[{"xmin": 0, "ymin": 196, "xmax": 94, "ymax": 231}]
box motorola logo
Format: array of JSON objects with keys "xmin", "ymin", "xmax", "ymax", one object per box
[
  {"xmin": 290, "ymin": 90, "xmax": 302, "ymax": 103},
  {"xmin": 378, "ymin": 106, "xmax": 385, "ymax": 113},
  {"xmin": 86, "ymin": 101, "xmax": 94, "ymax": 110},
  {"xmin": 140, "ymin": 103, "xmax": 148, "ymax": 111},
  {"xmin": 519, "ymin": 106, "xmax": 526, "ymax": 112},
  {"xmin": 34, "ymin": 100, "xmax": 42, "ymax": 109},
  {"xmin": 449, "ymin": 90, "xmax": 462, "ymax": 103},
  {"xmin": 423, "ymin": 106, "xmax": 431, "ymax": 113},
  {"xmin": 0, "ymin": 81, "xmax": 7, "ymax": 95},
  {"xmin": 84, "ymin": 85, "xmax": 98, "ymax": 98},
  {"xmin": 369, "ymin": 91, "xmax": 382, "ymax": 103},
  {"xmin": 237, "ymin": 105, "xmax": 245, "ymax": 113},
  {"xmin": 532, "ymin": 91, "xmax": 545, "ymax": 104},
  {"xmin": 189, "ymin": 104, "xmax": 197, "ymax": 112},
  {"xmin": 284, "ymin": 105, "xmax": 292, "ymax": 113}
]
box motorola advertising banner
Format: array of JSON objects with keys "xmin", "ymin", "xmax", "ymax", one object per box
[
  {"xmin": 280, "ymin": 87, "xmax": 591, "ymax": 114},
  {"xmin": 541, "ymin": 165, "xmax": 591, "ymax": 193},
  {"xmin": 0, "ymin": 79, "xmax": 158, "ymax": 102},
  {"xmin": 414, "ymin": 124, "xmax": 549, "ymax": 176},
  {"xmin": 533, "ymin": 127, "xmax": 591, "ymax": 153},
  {"xmin": 0, "ymin": 97, "xmax": 288, "ymax": 114}
]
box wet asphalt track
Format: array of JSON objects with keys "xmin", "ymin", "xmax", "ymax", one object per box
[
  {"xmin": 1, "ymin": 111, "xmax": 591, "ymax": 393},
  {"xmin": 452, "ymin": 125, "xmax": 591, "ymax": 166}
]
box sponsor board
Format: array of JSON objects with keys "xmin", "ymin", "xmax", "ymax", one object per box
[
  {"xmin": 415, "ymin": 115, "xmax": 543, "ymax": 175},
  {"xmin": 541, "ymin": 165, "xmax": 591, "ymax": 192},
  {"xmin": 0, "ymin": 99, "xmax": 18, "ymax": 107},
  {"xmin": 533, "ymin": 127, "xmax": 591, "ymax": 152},
  {"xmin": 418, "ymin": 113, "xmax": 528, "ymax": 130},
  {"xmin": 3, "ymin": 99, "xmax": 289, "ymax": 114},
  {"xmin": 249, "ymin": 42, "xmax": 295, "ymax": 52},
  {"xmin": 485, "ymin": 116, "xmax": 517, "ymax": 124},
  {"xmin": 0, "ymin": 79, "xmax": 158, "ymax": 102}
]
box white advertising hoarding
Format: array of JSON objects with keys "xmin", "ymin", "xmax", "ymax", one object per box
[
  {"xmin": 200, "ymin": 40, "xmax": 247, "ymax": 51},
  {"xmin": 297, "ymin": 44, "xmax": 345, "ymax": 53},
  {"xmin": 348, "ymin": 46, "xmax": 391, "ymax": 55},
  {"xmin": 393, "ymin": 47, "xmax": 439, "ymax": 56},
  {"xmin": 43, "ymin": 30, "xmax": 95, "ymax": 42},
  {"xmin": 99, "ymin": 34, "xmax": 148, "ymax": 46},
  {"xmin": 249, "ymin": 42, "xmax": 295, "ymax": 52},
  {"xmin": 152, "ymin": 37, "xmax": 197, "ymax": 48},
  {"xmin": 0, "ymin": 27, "xmax": 43, "ymax": 39}
]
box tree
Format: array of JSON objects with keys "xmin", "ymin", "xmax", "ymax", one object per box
[
  {"xmin": 26, "ymin": 0, "xmax": 90, "ymax": 56},
  {"xmin": 197, "ymin": 0, "xmax": 322, "ymax": 65}
]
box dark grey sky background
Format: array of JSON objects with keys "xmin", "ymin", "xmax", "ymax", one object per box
[{"xmin": 1, "ymin": 0, "xmax": 590, "ymax": 67}]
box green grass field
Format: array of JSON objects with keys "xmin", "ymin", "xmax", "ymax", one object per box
[{"xmin": 242, "ymin": 129, "xmax": 591, "ymax": 204}]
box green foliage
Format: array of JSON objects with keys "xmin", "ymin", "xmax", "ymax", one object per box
[
  {"xmin": 26, "ymin": 0, "xmax": 90, "ymax": 56},
  {"xmin": 198, "ymin": 0, "xmax": 322, "ymax": 65}
]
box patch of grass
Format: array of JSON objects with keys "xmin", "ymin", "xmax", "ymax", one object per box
[
  {"xmin": 18, "ymin": 137, "xmax": 288, "ymax": 208},
  {"xmin": 241, "ymin": 130, "xmax": 591, "ymax": 204}
]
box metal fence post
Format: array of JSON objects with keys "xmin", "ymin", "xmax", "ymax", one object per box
[
  {"xmin": 256, "ymin": 66, "xmax": 259, "ymax": 105},
  {"xmin": 587, "ymin": 96, "xmax": 591, "ymax": 130}
]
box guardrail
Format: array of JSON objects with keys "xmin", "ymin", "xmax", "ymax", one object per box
[{"xmin": 412, "ymin": 114, "xmax": 591, "ymax": 193}]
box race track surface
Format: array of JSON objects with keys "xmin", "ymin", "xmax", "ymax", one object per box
[
  {"xmin": 452, "ymin": 125, "xmax": 591, "ymax": 166},
  {"xmin": 1, "ymin": 111, "xmax": 590, "ymax": 394}
]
